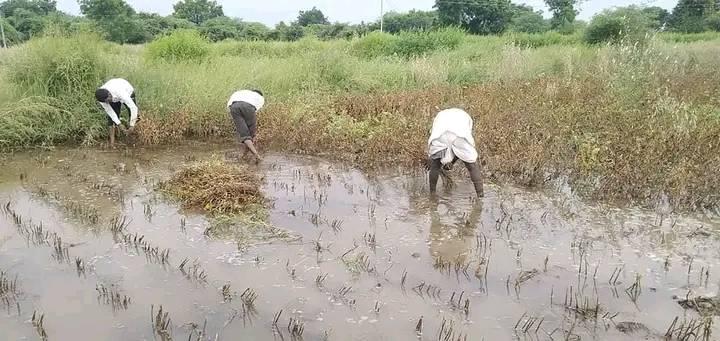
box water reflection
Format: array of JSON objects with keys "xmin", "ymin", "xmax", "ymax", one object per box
[{"xmin": 428, "ymin": 199, "xmax": 483, "ymax": 265}]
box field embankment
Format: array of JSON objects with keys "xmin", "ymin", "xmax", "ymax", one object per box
[{"xmin": 1, "ymin": 32, "xmax": 719, "ymax": 209}]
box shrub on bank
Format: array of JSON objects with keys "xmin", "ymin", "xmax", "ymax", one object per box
[
  {"xmin": 350, "ymin": 31, "xmax": 396, "ymax": 58},
  {"xmin": 0, "ymin": 97, "xmax": 104, "ymax": 148},
  {"xmin": 7, "ymin": 33, "xmax": 108, "ymax": 99},
  {"xmin": 145, "ymin": 29, "xmax": 210, "ymax": 63}
]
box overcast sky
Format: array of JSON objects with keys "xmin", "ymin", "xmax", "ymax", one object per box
[{"xmin": 56, "ymin": 0, "xmax": 679, "ymax": 26}]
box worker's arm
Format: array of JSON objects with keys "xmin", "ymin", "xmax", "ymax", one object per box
[
  {"xmin": 100, "ymin": 102, "xmax": 122, "ymax": 126},
  {"xmin": 118, "ymin": 93, "xmax": 139, "ymax": 127}
]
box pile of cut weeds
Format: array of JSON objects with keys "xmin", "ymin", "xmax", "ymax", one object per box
[{"xmin": 159, "ymin": 159, "xmax": 264, "ymax": 216}]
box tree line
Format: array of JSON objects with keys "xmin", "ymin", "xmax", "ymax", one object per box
[{"xmin": 0, "ymin": 0, "xmax": 719, "ymax": 45}]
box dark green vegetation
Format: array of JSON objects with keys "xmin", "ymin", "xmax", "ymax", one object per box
[{"xmin": 1, "ymin": 0, "xmax": 719, "ymax": 45}]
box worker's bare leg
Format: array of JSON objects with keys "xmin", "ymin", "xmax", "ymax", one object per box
[
  {"xmin": 464, "ymin": 161, "xmax": 484, "ymax": 197},
  {"xmin": 109, "ymin": 126, "xmax": 116, "ymax": 148},
  {"xmin": 429, "ymin": 158, "xmax": 442, "ymax": 193},
  {"xmin": 243, "ymin": 139, "xmax": 261, "ymax": 162}
]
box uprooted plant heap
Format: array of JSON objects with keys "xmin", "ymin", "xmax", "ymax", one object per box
[
  {"xmin": 159, "ymin": 159, "xmax": 297, "ymax": 245},
  {"xmin": 159, "ymin": 160, "xmax": 265, "ymax": 216}
]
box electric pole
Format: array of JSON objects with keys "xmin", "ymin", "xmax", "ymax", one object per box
[{"xmin": 380, "ymin": 0, "xmax": 384, "ymax": 32}]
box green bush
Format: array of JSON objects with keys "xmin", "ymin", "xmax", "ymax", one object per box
[
  {"xmin": 0, "ymin": 18, "xmax": 22, "ymax": 45},
  {"xmin": 0, "ymin": 97, "xmax": 103, "ymax": 148},
  {"xmin": 146, "ymin": 29, "xmax": 210, "ymax": 63},
  {"xmin": 706, "ymin": 13, "xmax": 720, "ymax": 32},
  {"xmin": 509, "ymin": 10, "xmax": 549, "ymax": 34},
  {"xmin": 351, "ymin": 31, "xmax": 396, "ymax": 58},
  {"xmin": 7, "ymin": 32, "xmax": 108, "ymax": 99},
  {"xmin": 584, "ymin": 7, "xmax": 653, "ymax": 45},
  {"xmin": 429, "ymin": 27, "xmax": 465, "ymax": 50}
]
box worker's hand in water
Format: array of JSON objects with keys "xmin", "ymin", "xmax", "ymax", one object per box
[
  {"xmin": 117, "ymin": 124, "xmax": 128, "ymax": 135},
  {"xmin": 442, "ymin": 163, "xmax": 454, "ymax": 171},
  {"xmin": 127, "ymin": 126, "xmax": 135, "ymax": 135},
  {"xmin": 423, "ymin": 158, "xmax": 432, "ymax": 171},
  {"xmin": 254, "ymin": 155, "xmax": 263, "ymax": 164}
]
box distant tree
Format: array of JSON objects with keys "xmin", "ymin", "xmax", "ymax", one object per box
[
  {"xmin": 79, "ymin": 0, "xmax": 146, "ymax": 43},
  {"xmin": 354, "ymin": 21, "xmax": 373, "ymax": 36},
  {"xmin": 434, "ymin": 0, "xmax": 513, "ymax": 35},
  {"xmin": 0, "ymin": 17, "xmax": 21, "ymax": 44},
  {"xmin": 304, "ymin": 22, "xmax": 356, "ymax": 40},
  {"xmin": 199, "ymin": 16, "xmax": 241, "ymax": 41},
  {"xmin": 641, "ymin": 6, "xmax": 670, "ymax": 29},
  {"xmin": 108, "ymin": 15, "xmax": 146, "ymax": 43},
  {"xmin": 669, "ymin": 0, "xmax": 718, "ymax": 32},
  {"xmin": 238, "ymin": 21, "xmax": 270, "ymax": 40},
  {"xmin": 7, "ymin": 8, "xmax": 47, "ymax": 39},
  {"xmin": 707, "ymin": 12, "xmax": 720, "ymax": 31},
  {"xmin": 137, "ymin": 12, "xmax": 195, "ymax": 39},
  {"xmin": 509, "ymin": 4, "xmax": 549, "ymax": 33},
  {"xmin": 0, "ymin": 0, "xmax": 56, "ymax": 17},
  {"xmin": 544, "ymin": 0, "xmax": 579, "ymax": 30},
  {"xmin": 584, "ymin": 6, "xmax": 653, "ymax": 44},
  {"xmin": 382, "ymin": 10, "xmax": 436, "ymax": 33},
  {"xmin": 296, "ymin": 6, "xmax": 328, "ymax": 26},
  {"xmin": 42, "ymin": 11, "xmax": 94, "ymax": 35},
  {"xmin": 273, "ymin": 21, "xmax": 305, "ymax": 41},
  {"xmin": 173, "ymin": 0, "xmax": 223, "ymax": 25},
  {"xmin": 0, "ymin": 0, "xmax": 57, "ymax": 40},
  {"xmin": 79, "ymin": 0, "xmax": 134, "ymax": 21}
]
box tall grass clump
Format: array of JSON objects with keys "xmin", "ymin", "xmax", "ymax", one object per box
[
  {"xmin": 351, "ymin": 28, "xmax": 464, "ymax": 58},
  {"xmin": 7, "ymin": 32, "xmax": 109, "ymax": 99},
  {"xmin": 350, "ymin": 31, "xmax": 396, "ymax": 58},
  {"xmin": 506, "ymin": 31, "xmax": 581, "ymax": 48},
  {"xmin": 0, "ymin": 32, "xmax": 109, "ymax": 148},
  {"xmin": 214, "ymin": 37, "xmax": 345, "ymax": 58},
  {"xmin": 0, "ymin": 97, "xmax": 105, "ymax": 148},
  {"xmin": 584, "ymin": 7, "xmax": 653, "ymax": 45},
  {"xmin": 394, "ymin": 27, "xmax": 464, "ymax": 57},
  {"xmin": 146, "ymin": 29, "xmax": 211, "ymax": 63}
]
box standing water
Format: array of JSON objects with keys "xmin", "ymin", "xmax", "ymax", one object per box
[{"xmin": 0, "ymin": 142, "xmax": 718, "ymax": 340}]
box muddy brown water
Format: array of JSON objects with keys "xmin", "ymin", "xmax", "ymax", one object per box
[{"xmin": 0, "ymin": 142, "xmax": 719, "ymax": 341}]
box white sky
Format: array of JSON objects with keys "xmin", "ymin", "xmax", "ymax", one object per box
[{"xmin": 56, "ymin": 0, "xmax": 679, "ymax": 26}]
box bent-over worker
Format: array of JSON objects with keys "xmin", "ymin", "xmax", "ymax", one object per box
[
  {"xmin": 427, "ymin": 108, "xmax": 484, "ymax": 197},
  {"xmin": 95, "ymin": 78, "xmax": 140, "ymax": 147},
  {"xmin": 227, "ymin": 89, "xmax": 264, "ymax": 163}
]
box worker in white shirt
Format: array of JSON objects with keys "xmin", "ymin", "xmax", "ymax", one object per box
[
  {"xmin": 427, "ymin": 108, "xmax": 484, "ymax": 197},
  {"xmin": 227, "ymin": 89, "xmax": 264, "ymax": 163},
  {"xmin": 94, "ymin": 78, "xmax": 140, "ymax": 148}
]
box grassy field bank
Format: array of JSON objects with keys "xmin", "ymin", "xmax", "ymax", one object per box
[{"xmin": 0, "ymin": 32, "xmax": 719, "ymax": 209}]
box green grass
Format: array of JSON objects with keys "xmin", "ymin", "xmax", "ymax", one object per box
[{"xmin": 659, "ymin": 31, "xmax": 720, "ymax": 43}]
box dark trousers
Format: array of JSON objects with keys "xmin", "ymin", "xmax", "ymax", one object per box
[
  {"xmin": 229, "ymin": 101, "xmax": 258, "ymax": 141},
  {"xmin": 429, "ymin": 157, "xmax": 484, "ymax": 196}
]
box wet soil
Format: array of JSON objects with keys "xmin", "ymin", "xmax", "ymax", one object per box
[{"xmin": 1, "ymin": 142, "xmax": 719, "ymax": 340}]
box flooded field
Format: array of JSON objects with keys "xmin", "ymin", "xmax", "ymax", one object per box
[{"xmin": 1, "ymin": 142, "xmax": 718, "ymax": 340}]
